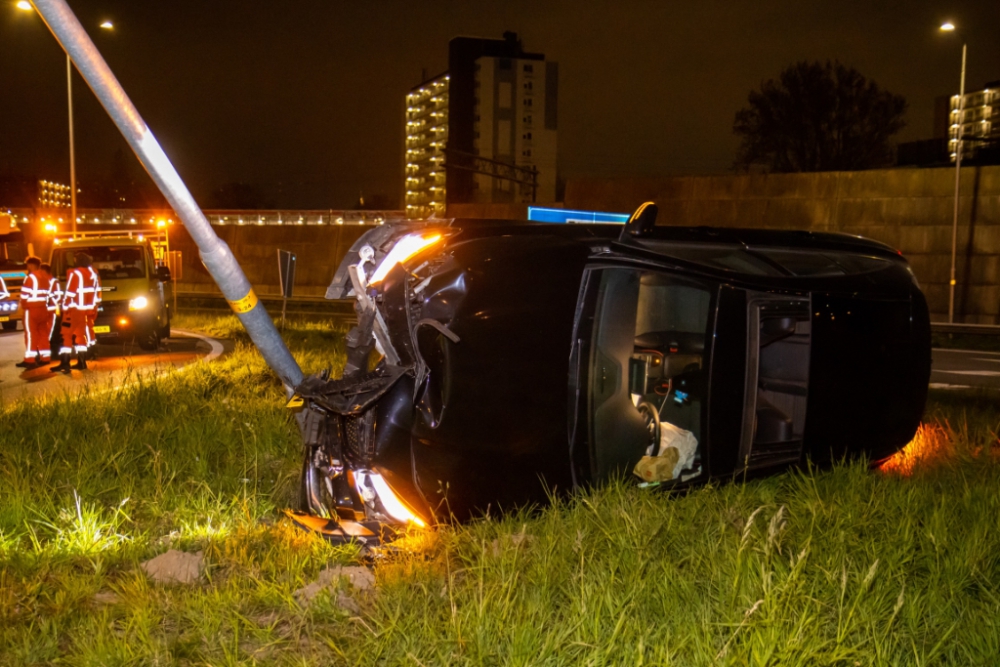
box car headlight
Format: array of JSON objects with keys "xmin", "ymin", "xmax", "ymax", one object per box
[
  {"xmin": 129, "ymin": 296, "xmax": 149, "ymax": 310},
  {"xmin": 368, "ymin": 233, "xmax": 443, "ymax": 285}
]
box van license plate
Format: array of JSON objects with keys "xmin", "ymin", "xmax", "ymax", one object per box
[
  {"xmin": 0, "ymin": 316, "xmax": 8, "ymax": 322},
  {"xmin": 94, "ymin": 325, "xmax": 111, "ymax": 333}
]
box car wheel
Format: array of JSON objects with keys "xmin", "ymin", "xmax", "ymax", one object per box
[
  {"xmin": 1, "ymin": 320, "xmax": 17, "ymax": 331},
  {"xmin": 137, "ymin": 330, "xmax": 160, "ymax": 351},
  {"xmin": 158, "ymin": 318, "xmax": 170, "ymax": 340}
]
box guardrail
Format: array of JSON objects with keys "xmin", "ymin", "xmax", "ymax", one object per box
[
  {"xmin": 931, "ymin": 322, "xmax": 1000, "ymax": 336},
  {"xmin": 176, "ymin": 292, "xmax": 355, "ymax": 319}
]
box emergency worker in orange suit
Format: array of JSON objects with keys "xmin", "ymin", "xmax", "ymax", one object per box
[
  {"xmin": 52, "ymin": 253, "xmax": 98, "ymax": 373},
  {"xmin": 85, "ymin": 263, "xmax": 101, "ymax": 359},
  {"xmin": 17, "ymin": 256, "xmax": 51, "ymax": 368},
  {"xmin": 40, "ymin": 262, "xmax": 60, "ymax": 343}
]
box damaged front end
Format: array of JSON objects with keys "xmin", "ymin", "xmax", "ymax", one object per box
[{"xmin": 288, "ymin": 224, "xmax": 451, "ymax": 544}]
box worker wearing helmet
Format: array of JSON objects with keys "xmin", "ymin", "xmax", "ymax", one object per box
[
  {"xmin": 17, "ymin": 256, "xmax": 51, "ymax": 368},
  {"xmin": 52, "ymin": 253, "xmax": 99, "ymax": 373}
]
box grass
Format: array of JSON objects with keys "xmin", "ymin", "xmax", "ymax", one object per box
[{"xmin": 1, "ymin": 312, "xmax": 999, "ymax": 665}]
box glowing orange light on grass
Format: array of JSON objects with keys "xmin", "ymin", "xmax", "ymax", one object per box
[{"xmin": 879, "ymin": 423, "xmax": 950, "ymax": 476}]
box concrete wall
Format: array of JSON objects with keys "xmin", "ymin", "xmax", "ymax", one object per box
[
  {"xmin": 23, "ymin": 223, "xmax": 370, "ymax": 300},
  {"xmin": 170, "ymin": 224, "xmax": 369, "ymax": 298},
  {"xmin": 565, "ymin": 166, "xmax": 1000, "ymax": 323}
]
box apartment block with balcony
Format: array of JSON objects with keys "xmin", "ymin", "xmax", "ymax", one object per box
[
  {"xmin": 947, "ymin": 80, "xmax": 999, "ymax": 162},
  {"xmin": 403, "ymin": 33, "xmax": 558, "ymax": 220},
  {"xmin": 405, "ymin": 74, "xmax": 449, "ymax": 219}
]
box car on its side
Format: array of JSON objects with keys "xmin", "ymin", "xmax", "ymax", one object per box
[{"xmin": 289, "ymin": 204, "xmax": 931, "ymax": 541}]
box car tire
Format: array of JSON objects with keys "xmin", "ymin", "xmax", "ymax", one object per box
[
  {"xmin": 1, "ymin": 321, "xmax": 16, "ymax": 331},
  {"xmin": 137, "ymin": 330, "xmax": 160, "ymax": 351}
]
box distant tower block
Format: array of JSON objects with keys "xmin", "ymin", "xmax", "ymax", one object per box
[{"xmin": 404, "ymin": 33, "xmax": 558, "ymax": 220}]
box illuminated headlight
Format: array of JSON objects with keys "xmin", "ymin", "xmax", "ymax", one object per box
[
  {"xmin": 354, "ymin": 470, "xmax": 426, "ymax": 527},
  {"xmin": 129, "ymin": 296, "xmax": 149, "ymax": 310},
  {"xmin": 368, "ymin": 232, "xmax": 443, "ymax": 285},
  {"xmin": 0, "ymin": 302, "xmax": 16, "ymax": 312}
]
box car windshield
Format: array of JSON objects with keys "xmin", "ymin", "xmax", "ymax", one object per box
[
  {"xmin": 52, "ymin": 246, "xmax": 147, "ymax": 280},
  {"xmin": 0, "ymin": 234, "xmax": 28, "ymax": 272},
  {"xmin": 588, "ymin": 268, "xmax": 713, "ymax": 484},
  {"xmin": 638, "ymin": 242, "xmax": 783, "ymax": 276}
]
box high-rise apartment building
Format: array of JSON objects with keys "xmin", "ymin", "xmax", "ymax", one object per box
[
  {"xmin": 405, "ymin": 74, "xmax": 450, "ymax": 219},
  {"xmin": 405, "ymin": 33, "xmax": 558, "ymax": 219},
  {"xmin": 946, "ymin": 80, "xmax": 999, "ymax": 162}
]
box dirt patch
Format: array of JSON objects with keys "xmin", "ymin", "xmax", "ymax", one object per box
[
  {"xmin": 140, "ymin": 549, "xmax": 204, "ymax": 585},
  {"xmin": 293, "ymin": 565, "xmax": 374, "ymax": 610}
]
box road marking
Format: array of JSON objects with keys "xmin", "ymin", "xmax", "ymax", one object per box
[
  {"xmin": 929, "ymin": 382, "xmax": 975, "ymax": 389},
  {"xmin": 172, "ymin": 328, "xmax": 224, "ymax": 363},
  {"xmin": 936, "ymin": 370, "xmax": 1000, "ymax": 377}
]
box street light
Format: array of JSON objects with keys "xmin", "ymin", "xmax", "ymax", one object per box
[
  {"xmin": 16, "ymin": 2, "xmax": 113, "ymax": 237},
  {"xmin": 940, "ymin": 20, "xmax": 966, "ymax": 324}
]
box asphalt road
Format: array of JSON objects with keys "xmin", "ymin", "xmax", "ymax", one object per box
[
  {"xmin": 930, "ymin": 348, "xmax": 1000, "ymax": 390},
  {"xmin": 0, "ymin": 327, "xmax": 224, "ymax": 407}
]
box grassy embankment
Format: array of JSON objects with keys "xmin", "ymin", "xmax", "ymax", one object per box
[{"xmin": 1, "ymin": 313, "xmax": 999, "ymax": 665}]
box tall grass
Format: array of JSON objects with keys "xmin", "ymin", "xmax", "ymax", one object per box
[{"xmin": 1, "ymin": 313, "xmax": 998, "ymax": 665}]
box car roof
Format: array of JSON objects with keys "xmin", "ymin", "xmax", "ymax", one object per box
[
  {"xmin": 445, "ymin": 219, "xmax": 900, "ymax": 259},
  {"xmin": 59, "ymin": 237, "xmax": 147, "ymax": 248}
]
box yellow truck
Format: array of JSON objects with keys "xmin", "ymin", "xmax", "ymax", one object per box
[
  {"xmin": 49, "ymin": 230, "xmax": 173, "ymax": 350},
  {"xmin": 0, "ymin": 225, "xmax": 30, "ymax": 331}
]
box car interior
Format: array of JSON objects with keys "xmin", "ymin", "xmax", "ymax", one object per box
[{"xmin": 589, "ymin": 269, "xmax": 711, "ymax": 484}]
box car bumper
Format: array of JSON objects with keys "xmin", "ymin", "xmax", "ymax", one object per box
[{"xmin": 94, "ymin": 307, "xmax": 157, "ymax": 339}]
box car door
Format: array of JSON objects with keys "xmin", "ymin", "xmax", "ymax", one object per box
[{"xmin": 568, "ymin": 264, "xmax": 716, "ymax": 487}]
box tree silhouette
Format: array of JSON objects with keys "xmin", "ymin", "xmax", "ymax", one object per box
[{"xmin": 733, "ymin": 61, "xmax": 907, "ymax": 173}]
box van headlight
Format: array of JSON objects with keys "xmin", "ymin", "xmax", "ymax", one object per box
[{"xmin": 129, "ymin": 296, "xmax": 149, "ymax": 310}]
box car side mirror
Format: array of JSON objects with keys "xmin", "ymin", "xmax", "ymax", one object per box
[
  {"xmin": 619, "ymin": 201, "xmax": 658, "ymax": 241},
  {"xmin": 157, "ymin": 265, "xmax": 172, "ymax": 282}
]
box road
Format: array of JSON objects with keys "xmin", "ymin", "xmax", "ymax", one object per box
[
  {"xmin": 0, "ymin": 328, "xmax": 224, "ymax": 407},
  {"xmin": 930, "ymin": 348, "xmax": 1000, "ymax": 390}
]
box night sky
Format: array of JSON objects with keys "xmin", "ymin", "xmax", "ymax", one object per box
[{"xmin": 2, "ymin": 0, "xmax": 998, "ymax": 209}]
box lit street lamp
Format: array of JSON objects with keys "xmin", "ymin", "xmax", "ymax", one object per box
[
  {"xmin": 16, "ymin": 2, "xmax": 114, "ymax": 237},
  {"xmin": 940, "ymin": 21, "xmax": 966, "ymax": 324}
]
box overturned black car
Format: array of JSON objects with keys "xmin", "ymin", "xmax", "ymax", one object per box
[{"xmin": 290, "ymin": 204, "xmax": 930, "ymax": 539}]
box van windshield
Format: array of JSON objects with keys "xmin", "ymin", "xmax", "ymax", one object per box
[
  {"xmin": 0, "ymin": 233, "xmax": 28, "ymax": 271},
  {"xmin": 52, "ymin": 246, "xmax": 147, "ymax": 280}
]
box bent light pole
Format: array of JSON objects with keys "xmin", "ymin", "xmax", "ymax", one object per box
[{"xmin": 29, "ymin": 0, "xmax": 303, "ymax": 390}]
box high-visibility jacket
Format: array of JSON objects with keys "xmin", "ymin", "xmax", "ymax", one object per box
[
  {"xmin": 45, "ymin": 275, "xmax": 62, "ymax": 313},
  {"xmin": 87, "ymin": 267, "xmax": 102, "ymax": 308},
  {"xmin": 0, "ymin": 276, "xmax": 9, "ymax": 300},
  {"xmin": 62, "ymin": 268, "xmax": 100, "ymax": 311},
  {"xmin": 20, "ymin": 272, "xmax": 49, "ymax": 306}
]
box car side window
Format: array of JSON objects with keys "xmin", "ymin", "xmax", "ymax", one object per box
[{"xmin": 589, "ymin": 268, "xmax": 712, "ymax": 484}]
